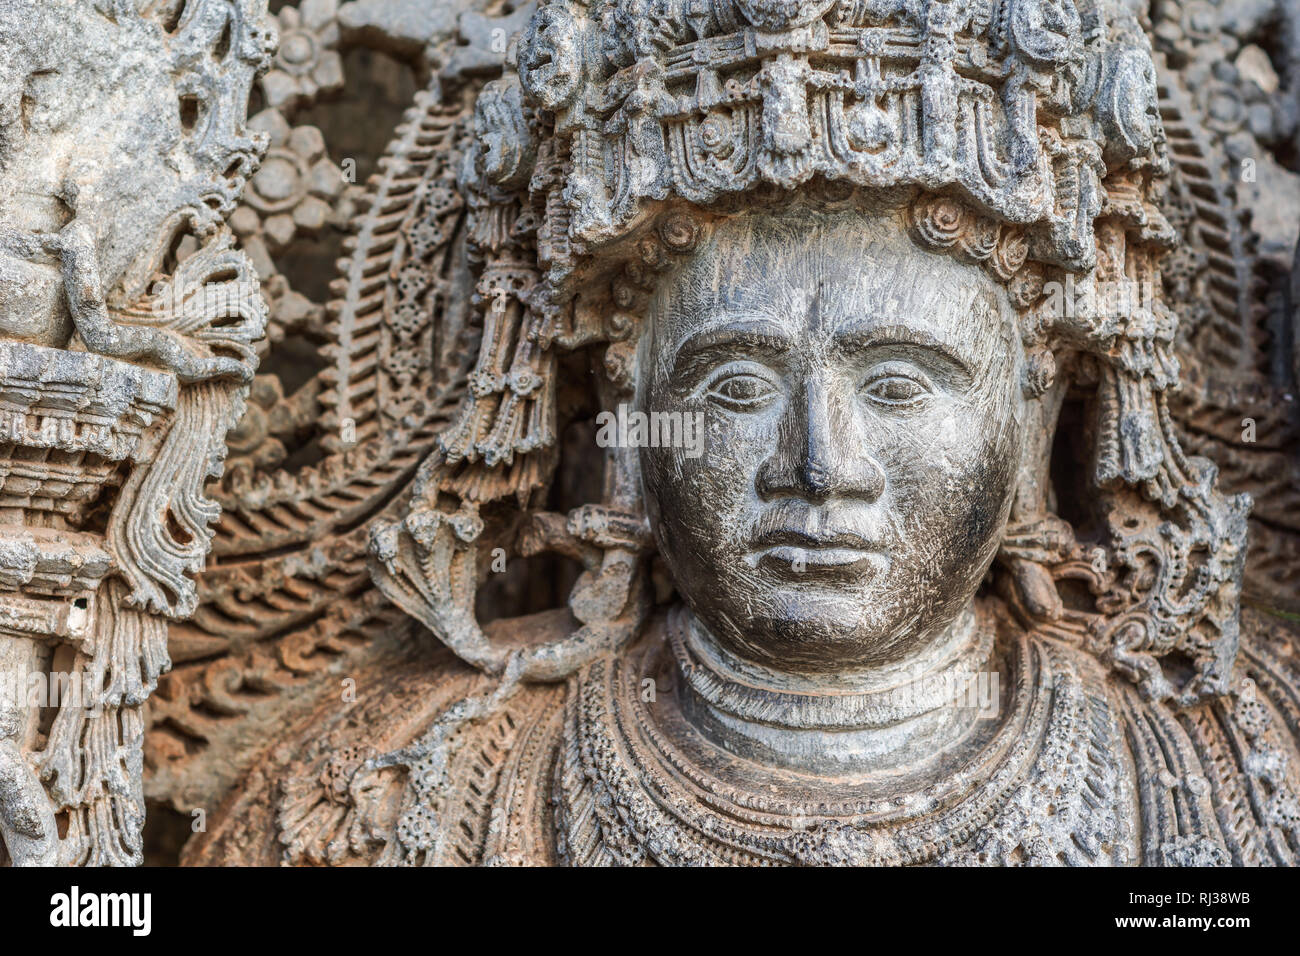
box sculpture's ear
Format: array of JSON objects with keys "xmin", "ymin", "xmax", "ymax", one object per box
[{"xmin": 996, "ymin": 370, "xmax": 1073, "ymax": 620}]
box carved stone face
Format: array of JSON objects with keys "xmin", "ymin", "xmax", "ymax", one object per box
[{"xmin": 639, "ymin": 207, "xmax": 1027, "ymax": 672}]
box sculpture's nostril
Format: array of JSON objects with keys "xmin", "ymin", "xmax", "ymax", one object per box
[{"xmin": 804, "ymin": 461, "xmax": 831, "ymax": 495}]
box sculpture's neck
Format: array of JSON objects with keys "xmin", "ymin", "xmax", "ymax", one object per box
[{"xmin": 671, "ymin": 603, "xmax": 997, "ymax": 775}]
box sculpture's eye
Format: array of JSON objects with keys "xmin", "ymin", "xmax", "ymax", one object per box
[
  {"xmin": 861, "ymin": 366, "xmax": 932, "ymax": 407},
  {"xmin": 702, "ymin": 370, "xmax": 779, "ymax": 411}
]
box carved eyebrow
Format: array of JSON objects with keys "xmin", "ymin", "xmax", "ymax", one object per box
[
  {"xmin": 669, "ymin": 321, "xmax": 794, "ymax": 380},
  {"xmin": 833, "ymin": 325, "xmax": 975, "ymax": 376}
]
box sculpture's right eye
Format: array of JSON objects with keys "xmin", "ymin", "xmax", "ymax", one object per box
[{"xmin": 702, "ymin": 370, "xmax": 779, "ymax": 411}]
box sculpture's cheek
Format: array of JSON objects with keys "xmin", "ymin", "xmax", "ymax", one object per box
[
  {"xmin": 885, "ymin": 428, "xmax": 1016, "ymax": 599},
  {"xmin": 641, "ymin": 434, "xmax": 755, "ymax": 569},
  {"xmin": 877, "ymin": 400, "xmax": 1019, "ymax": 567}
]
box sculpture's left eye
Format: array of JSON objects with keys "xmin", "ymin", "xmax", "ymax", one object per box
[{"xmin": 861, "ymin": 366, "xmax": 932, "ymax": 407}]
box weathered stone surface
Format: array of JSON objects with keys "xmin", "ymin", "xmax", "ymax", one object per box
[
  {"xmin": 118, "ymin": 0, "xmax": 1300, "ymax": 867},
  {"xmin": 0, "ymin": 0, "xmax": 271, "ymax": 866}
]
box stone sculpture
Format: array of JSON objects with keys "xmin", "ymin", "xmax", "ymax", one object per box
[
  {"xmin": 81, "ymin": 0, "xmax": 1298, "ymax": 866},
  {"xmin": 0, "ymin": 0, "xmax": 271, "ymax": 865}
]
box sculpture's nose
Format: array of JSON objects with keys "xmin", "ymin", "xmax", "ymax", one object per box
[{"xmin": 756, "ymin": 376, "xmax": 885, "ymax": 503}]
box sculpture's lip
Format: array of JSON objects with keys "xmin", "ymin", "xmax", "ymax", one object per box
[
  {"xmin": 756, "ymin": 544, "xmax": 879, "ymax": 569},
  {"xmin": 749, "ymin": 528, "xmax": 878, "ymax": 550},
  {"xmin": 748, "ymin": 529, "xmax": 883, "ymax": 571}
]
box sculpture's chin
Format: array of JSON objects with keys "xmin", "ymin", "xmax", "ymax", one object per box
[{"xmin": 693, "ymin": 587, "xmax": 940, "ymax": 671}]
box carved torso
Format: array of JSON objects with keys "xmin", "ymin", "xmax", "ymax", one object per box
[{"xmin": 186, "ymin": 604, "xmax": 1300, "ymax": 866}]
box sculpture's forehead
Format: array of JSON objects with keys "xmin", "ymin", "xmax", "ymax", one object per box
[{"xmin": 653, "ymin": 213, "xmax": 1010, "ymax": 357}]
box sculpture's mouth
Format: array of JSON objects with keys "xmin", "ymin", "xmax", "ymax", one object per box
[{"xmin": 748, "ymin": 528, "xmax": 884, "ymax": 574}]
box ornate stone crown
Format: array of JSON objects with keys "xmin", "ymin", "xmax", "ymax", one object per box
[{"xmin": 512, "ymin": 0, "xmax": 1166, "ymax": 282}]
